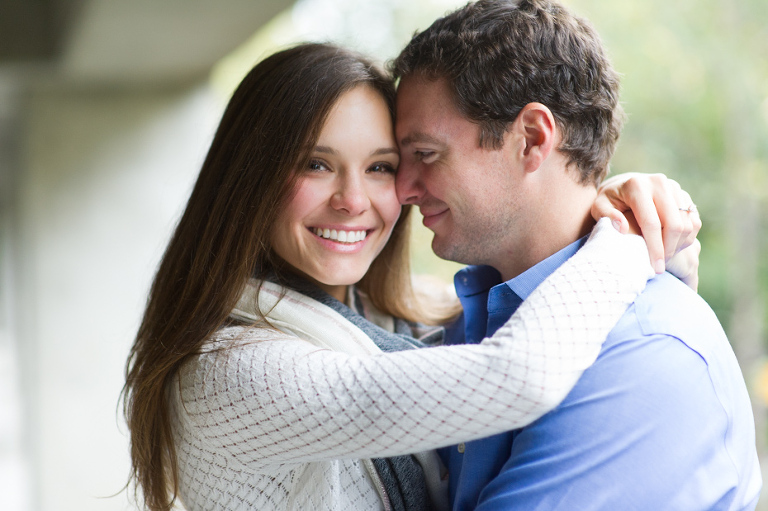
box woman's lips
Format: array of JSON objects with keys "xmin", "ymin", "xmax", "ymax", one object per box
[
  {"xmin": 311, "ymin": 227, "xmax": 369, "ymax": 243},
  {"xmin": 308, "ymin": 226, "xmax": 372, "ymax": 253}
]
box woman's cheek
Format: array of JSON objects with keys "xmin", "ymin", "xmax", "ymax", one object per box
[{"xmin": 379, "ymin": 183, "xmax": 403, "ymax": 226}]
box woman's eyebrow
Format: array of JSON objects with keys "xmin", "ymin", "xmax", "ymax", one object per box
[
  {"xmin": 313, "ymin": 145, "xmax": 337, "ymax": 155},
  {"xmin": 371, "ymin": 147, "xmax": 399, "ymax": 156},
  {"xmin": 313, "ymin": 146, "xmax": 398, "ymax": 157}
]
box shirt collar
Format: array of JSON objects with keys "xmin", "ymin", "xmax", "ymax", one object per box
[
  {"xmin": 454, "ymin": 235, "xmax": 589, "ymax": 301},
  {"xmin": 454, "ymin": 265, "xmax": 501, "ymax": 298},
  {"xmin": 507, "ymin": 236, "xmax": 588, "ymax": 301}
]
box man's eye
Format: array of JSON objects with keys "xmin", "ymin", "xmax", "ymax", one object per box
[{"xmin": 415, "ymin": 151, "xmax": 436, "ymax": 162}]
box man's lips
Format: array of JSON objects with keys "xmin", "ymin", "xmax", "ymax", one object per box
[{"xmin": 421, "ymin": 208, "xmax": 448, "ymax": 229}]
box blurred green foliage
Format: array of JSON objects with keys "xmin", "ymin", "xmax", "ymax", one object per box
[{"xmin": 570, "ymin": 0, "xmax": 768, "ymax": 340}]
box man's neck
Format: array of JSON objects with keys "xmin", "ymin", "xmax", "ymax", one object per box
[{"xmin": 494, "ymin": 179, "xmax": 598, "ymax": 282}]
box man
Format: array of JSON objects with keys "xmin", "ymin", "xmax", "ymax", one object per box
[{"xmin": 391, "ymin": 0, "xmax": 761, "ymax": 509}]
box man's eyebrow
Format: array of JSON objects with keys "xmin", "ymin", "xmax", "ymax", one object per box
[{"xmin": 399, "ymin": 132, "xmax": 442, "ymax": 146}]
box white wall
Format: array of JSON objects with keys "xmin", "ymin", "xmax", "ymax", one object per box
[{"xmin": 12, "ymin": 84, "xmax": 222, "ymax": 510}]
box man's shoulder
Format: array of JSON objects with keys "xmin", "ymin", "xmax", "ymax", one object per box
[
  {"xmin": 477, "ymin": 272, "xmax": 760, "ymax": 511},
  {"xmin": 537, "ymin": 272, "xmax": 760, "ymax": 510},
  {"xmin": 637, "ymin": 271, "xmax": 723, "ymax": 332},
  {"xmin": 598, "ymin": 271, "xmax": 748, "ymax": 403},
  {"xmin": 606, "ymin": 271, "xmax": 727, "ymax": 360},
  {"xmin": 589, "ymin": 271, "xmax": 756, "ymax": 470},
  {"xmin": 578, "ymin": 273, "xmax": 728, "ymax": 409}
]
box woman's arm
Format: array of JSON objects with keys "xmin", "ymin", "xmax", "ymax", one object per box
[{"xmin": 175, "ymin": 219, "xmax": 653, "ymax": 470}]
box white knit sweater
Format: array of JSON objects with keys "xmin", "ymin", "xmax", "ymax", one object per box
[{"xmin": 170, "ymin": 219, "xmax": 654, "ymax": 510}]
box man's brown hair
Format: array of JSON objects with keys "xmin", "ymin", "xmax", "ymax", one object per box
[{"xmin": 391, "ymin": 0, "xmax": 624, "ymax": 186}]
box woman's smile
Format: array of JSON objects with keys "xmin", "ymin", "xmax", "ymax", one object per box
[
  {"xmin": 270, "ymin": 84, "xmax": 401, "ymax": 301},
  {"xmin": 311, "ymin": 226, "xmax": 370, "ymax": 244},
  {"xmin": 307, "ymin": 226, "xmax": 373, "ymax": 254}
]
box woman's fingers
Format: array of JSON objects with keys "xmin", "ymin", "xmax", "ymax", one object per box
[
  {"xmin": 593, "ymin": 173, "xmax": 702, "ymax": 274},
  {"xmin": 665, "ymin": 239, "xmax": 701, "ymax": 291}
]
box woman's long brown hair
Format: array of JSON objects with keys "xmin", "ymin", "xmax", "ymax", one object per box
[{"xmin": 122, "ymin": 43, "xmax": 442, "ymax": 511}]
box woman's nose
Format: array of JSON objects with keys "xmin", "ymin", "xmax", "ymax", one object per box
[{"xmin": 330, "ymin": 176, "xmax": 371, "ymax": 215}]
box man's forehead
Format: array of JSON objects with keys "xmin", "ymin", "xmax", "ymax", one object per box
[
  {"xmin": 395, "ymin": 77, "xmax": 451, "ymax": 142},
  {"xmin": 396, "ymin": 73, "xmax": 447, "ymax": 98}
]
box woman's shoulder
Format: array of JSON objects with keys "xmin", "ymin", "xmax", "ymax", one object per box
[
  {"xmin": 199, "ymin": 323, "xmax": 299, "ymax": 354},
  {"xmin": 180, "ymin": 324, "xmax": 323, "ymax": 386}
]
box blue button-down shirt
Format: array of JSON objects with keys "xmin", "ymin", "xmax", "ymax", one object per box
[
  {"xmin": 441, "ymin": 240, "xmax": 761, "ymax": 510},
  {"xmin": 440, "ymin": 238, "xmax": 586, "ymax": 510}
]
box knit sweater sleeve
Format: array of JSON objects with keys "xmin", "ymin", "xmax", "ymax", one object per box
[{"xmin": 175, "ymin": 219, "xmax": 654, "ymax": 470}]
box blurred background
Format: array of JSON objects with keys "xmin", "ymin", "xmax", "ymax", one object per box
[{"xmin": 0, "ymin": 0, "xmax": 765, "ymax": 509}]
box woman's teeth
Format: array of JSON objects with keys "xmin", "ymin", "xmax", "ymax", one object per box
[{"xmin": 314, "ymin": 228, "xmax": 367, "ymax": 243}]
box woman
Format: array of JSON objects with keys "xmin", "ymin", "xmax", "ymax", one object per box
[{"xmin": 123, "ymin": 43, "xmax": 696, "ymax": 511}]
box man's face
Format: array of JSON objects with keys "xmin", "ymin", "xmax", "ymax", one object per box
[{"xmin": 395, "ymin": 76, "xmax": 526, "ymax": 267}]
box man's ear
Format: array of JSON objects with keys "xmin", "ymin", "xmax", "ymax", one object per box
[{"xmin": 512, "ymin": 102, "xmax": 557, "ymax": 174}]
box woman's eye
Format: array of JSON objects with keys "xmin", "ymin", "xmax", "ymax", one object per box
[
  {"xmin": 307, "ymin": 160, "xmax": 329, "ymax": 172},
  {"xmin": 368, "ymin": 163, "xmax": 397, "ymax": 174}
]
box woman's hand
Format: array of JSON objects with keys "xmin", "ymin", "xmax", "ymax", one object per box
[
  {"xmin": 665, "ymin": 240, "xmax": 701, "ymax": 291},
  {"xmin": 592, "ymin": 173, "xmax": 702, "ymax": 290}
]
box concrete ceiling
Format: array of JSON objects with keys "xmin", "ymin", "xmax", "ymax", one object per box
[
  {"xmin": 0, "ymin": 0, "xmax": 296, "ymax": 86},
  {"xmin": 0, "ymin": 0, "xmax": 84, "ymax": 62}
]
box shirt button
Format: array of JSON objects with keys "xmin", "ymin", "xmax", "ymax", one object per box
[{"xmin": 457, "ymin": 443, "xmax": 465, "ymax": 453}]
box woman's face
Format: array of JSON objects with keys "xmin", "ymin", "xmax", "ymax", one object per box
[{"xmin": 271, "ymin": 85, "xmax": 402, "ymax": 302}]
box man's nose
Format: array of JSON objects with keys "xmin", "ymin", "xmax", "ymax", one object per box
[{"xmin": 395, "ymin": 161, "xmax": 424, "ymax": 205}]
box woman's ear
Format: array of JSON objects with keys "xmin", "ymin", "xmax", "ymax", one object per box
[{"xmin": 513, "ymin": 102, "xmax": 557, "ymax": 174}]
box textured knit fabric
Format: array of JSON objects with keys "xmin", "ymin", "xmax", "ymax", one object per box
[
  {"xmin": 284, "ymin": 275, "xmax": 435, "ymax": 511},
  {"xmin": 170, "ymin": 219, "xmax": 654, "ymax": 510}
]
